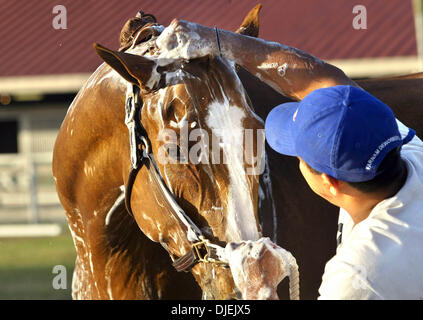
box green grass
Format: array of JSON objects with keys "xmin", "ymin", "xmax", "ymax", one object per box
[{"xmin": 0, "ymin": 229, "xmax": 76, "ymax": 299}]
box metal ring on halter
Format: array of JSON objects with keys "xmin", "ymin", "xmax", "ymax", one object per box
[{"xmin": 192, "ymin": 236, "xmax": 228, "ymax": 266}]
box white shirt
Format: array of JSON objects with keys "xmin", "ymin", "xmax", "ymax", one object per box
[{"xmin": 318, "ymin": 121, "xmax": 423, "ymax": 300}]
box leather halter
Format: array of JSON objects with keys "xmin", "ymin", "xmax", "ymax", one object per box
[{"xmin": 123, "ymin": 84, "xmax": 228, "ymax": 272}]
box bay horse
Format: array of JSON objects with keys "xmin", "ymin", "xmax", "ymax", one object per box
[{"xmin": 53, "ymin": 8, "xmax": 271, "ymax": 300}]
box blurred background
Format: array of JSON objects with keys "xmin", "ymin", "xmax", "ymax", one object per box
[{"xmin": 0, "ymin": 0, "xmax": 422, "ymax": 299}]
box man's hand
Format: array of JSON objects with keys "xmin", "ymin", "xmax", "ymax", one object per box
[
  {"xmin": 156, "ymin": 19, "xmax": 218, "ymax": 62},
  {"xmin": 225, "ymin": 237, "xmax": 297, "ymax": 300}
]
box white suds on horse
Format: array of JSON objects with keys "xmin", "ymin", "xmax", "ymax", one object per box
[{"xmin": 206, "ymin": 93, "xmax": 260, "ymax": 242}]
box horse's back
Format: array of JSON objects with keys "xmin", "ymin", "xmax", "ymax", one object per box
[{"xmin": 358, "ymin": 77, "xmax": 423, "ymax": 137}]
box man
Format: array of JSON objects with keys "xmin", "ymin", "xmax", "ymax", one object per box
[{"xmin": 156, "ymin": 20, "xmax": 423, "ymax": 299}]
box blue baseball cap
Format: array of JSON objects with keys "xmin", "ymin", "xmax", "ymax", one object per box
[{"xmin": 265, "ymin": 85, "xmax": 415, "ymax": 182}]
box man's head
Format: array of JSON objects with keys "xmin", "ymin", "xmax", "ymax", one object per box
[
  {"xmin": 265, "ymin": 85, "xmax": 414, "ymax": 201},
  {"xmin": 298, "ymin": 147, "xmax": 407, "ymax": 209}
]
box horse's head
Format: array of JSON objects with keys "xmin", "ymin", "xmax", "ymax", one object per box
[{"xmin": 95, "ymin": 5, "xmax": 265, "ymax": 299}]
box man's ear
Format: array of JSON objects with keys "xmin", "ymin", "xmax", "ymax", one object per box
[
  {"xmin": 321, "ymin": 173, "xmax": 340, "ymax": 196},
  {"xmin": 93, "ymin": 43, "xmax": 157, "ymax": 88}
]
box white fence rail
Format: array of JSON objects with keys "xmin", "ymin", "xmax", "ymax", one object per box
[{"xmin": 0, "ymin": 152, "xmax": 64, "ymax": 224}]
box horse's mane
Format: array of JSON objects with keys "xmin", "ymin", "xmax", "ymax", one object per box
[{"xmin": 119, "ymin": 11, "xmax": 158, "ymax": 50}]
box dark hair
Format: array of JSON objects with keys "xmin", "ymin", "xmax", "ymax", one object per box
[{"xmin": 305, "ymin": 147, "xmax": 406, "ymax": 194}]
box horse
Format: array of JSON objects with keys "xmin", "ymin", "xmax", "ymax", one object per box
[
  {"xmin": 52, "ymin": 7, "xmax": 274, "ymax": 300},
  {"xmin": 53, "ymin": 3, "xmax": 423, "ymax": 300},
  {"xmin": 239, "ymin": 66, "xmax": 423, "ymax": 300}
]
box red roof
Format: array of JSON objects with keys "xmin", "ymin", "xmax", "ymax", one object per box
[{"xmin": 0, "ymin": 0, "xmax": 417, "ymax": 77}]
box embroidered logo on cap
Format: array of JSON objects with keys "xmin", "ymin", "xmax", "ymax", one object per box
[{"xmin": 365, "ymin": 135, "xmax": 401, "ymax": 171}]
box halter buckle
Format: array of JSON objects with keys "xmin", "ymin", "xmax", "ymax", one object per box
[{"xmin": 192, "ymin": 236, "xmax": 228, "ymax": 266}]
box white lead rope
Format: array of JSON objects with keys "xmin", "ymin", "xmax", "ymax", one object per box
[
  {"xmin": 286, "ymin": 251, "xmax": 300, "ymax": 300},
  {"xmin": 273, "ymin": 244, "xmax": 300, "ymax": 300}
]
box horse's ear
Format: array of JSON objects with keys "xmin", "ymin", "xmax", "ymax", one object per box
[
  {"xmin": 235, "ymin": 4, "xmax": 261, "ymax": 37},
  {"xmin": 93, "ymin": 43, "xmax": 156, "ymax": 88}
]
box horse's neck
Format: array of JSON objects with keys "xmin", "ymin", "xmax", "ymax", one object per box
[{"xmin": 64, "ymin": 65, "xmax": 130, "ymax": 198}]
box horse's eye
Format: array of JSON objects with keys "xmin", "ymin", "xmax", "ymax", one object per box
[{"xmin": 163, "ymin": 143, "xmax": 186, "ymax": 162}]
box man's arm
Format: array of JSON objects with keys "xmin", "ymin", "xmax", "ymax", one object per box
[{"xmin": 156, "ymin": 19, "xmax": 359, "ymax": 100}]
